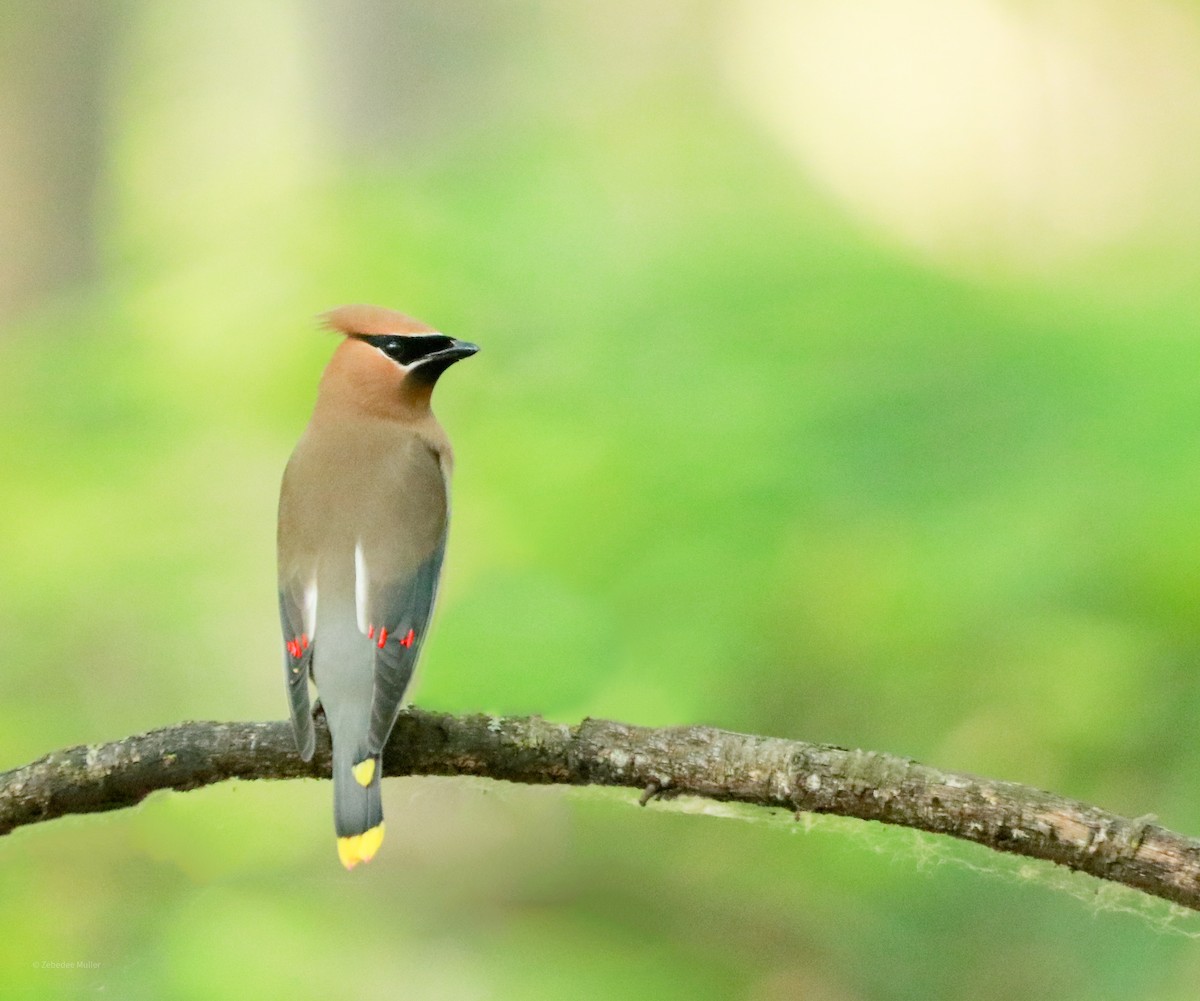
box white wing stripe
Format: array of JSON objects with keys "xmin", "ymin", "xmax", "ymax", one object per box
[
  {"xmin": 354, "ymin": 541, "xmax": 369, "ymax": 633},
  {"xmin": 302, "ymin": 578, "xmax": 319, "ymax": 636}
]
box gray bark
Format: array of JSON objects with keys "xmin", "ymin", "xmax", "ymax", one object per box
[{"xmin": 2, "ymin": 710, "xmax": 1196, "ymax": 910}]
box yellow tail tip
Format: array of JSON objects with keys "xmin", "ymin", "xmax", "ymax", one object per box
[
  {"xmin": 352, "ymin": 757, "xmax": 377, "ymax": 787},
  {"xmin": 337, "ymin": 835, "xmax": 362, "ymax": 870},
  {"xmin": 359, "ymin": 822, "xmax": 385, "ymax": 863},
  {"xmin": 337, "ymin": 823, "xmax": 385, "ymax": 869}
]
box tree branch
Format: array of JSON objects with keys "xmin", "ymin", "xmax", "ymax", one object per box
[{"xmin": 2, "ymin": 710, "xmax": 1197, "ymax": 910}]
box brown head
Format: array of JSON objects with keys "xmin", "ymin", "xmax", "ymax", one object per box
[{"xmin": 314, "ymin": 304, "xmax": 479, "ymax": 419}]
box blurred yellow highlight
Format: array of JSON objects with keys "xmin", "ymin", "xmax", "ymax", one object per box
[{"xmin": 726, "ymin": 0, "xmax": 1200, "ymax": 274}]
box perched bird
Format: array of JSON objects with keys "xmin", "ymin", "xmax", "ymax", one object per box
[{"xmin": 277, "ymin": 304, "xmax": 478, "ymax": 869}]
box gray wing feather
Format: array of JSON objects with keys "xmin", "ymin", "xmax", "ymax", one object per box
[
  {"xmin": 366, "ymin": 536, "xmax": 446, "ymax": 754},
  {"xmin": 278, "ymin": 584, "xmax": 316, "ymax": 761}
]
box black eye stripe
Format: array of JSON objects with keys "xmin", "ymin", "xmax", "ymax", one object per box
[{"xmin": 362, "ymin": 334, "xmax": 453, "ymax": 366}]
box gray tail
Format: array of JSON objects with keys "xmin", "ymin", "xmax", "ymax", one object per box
[{"xmin": 332, "ymin": 742, "xmax": 384, "ymax": 868}]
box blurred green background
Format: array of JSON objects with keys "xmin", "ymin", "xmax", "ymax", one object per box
[{"xmin": 4, "ymin": 0, "xmax": 1200, "ymax": 997}]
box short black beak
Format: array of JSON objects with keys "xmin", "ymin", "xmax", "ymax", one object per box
[
  {"xmin": 442, "ymin": 339, "xmax": 480, "ymax": 362},
  {"xmin": 409, "ymin": 338, "xmax": 480, "ymax": 384}
]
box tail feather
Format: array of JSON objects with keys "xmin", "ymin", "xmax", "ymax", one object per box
[{"xmin": 333, "ymin": 745, "xmax": 384, "ymax": 870}]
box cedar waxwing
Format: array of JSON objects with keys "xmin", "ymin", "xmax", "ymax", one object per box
[{"xmin": 277, "ymin": 304, "xmax": 478, "ymax": 869}]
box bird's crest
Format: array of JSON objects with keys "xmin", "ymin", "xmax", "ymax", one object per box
[{"xmin": 321, "ymin": 304, "xmax": 438, "ymax": 337}]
